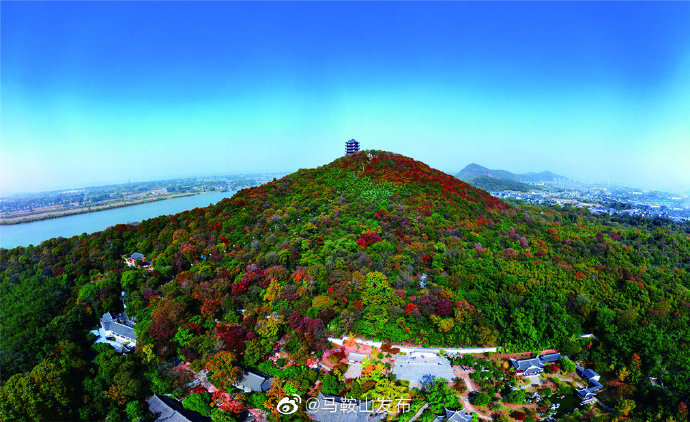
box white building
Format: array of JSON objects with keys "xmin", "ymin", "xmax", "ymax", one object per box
[{"xmin": 100, "ymin": 312, "xmax": 137, "ymax": 349}]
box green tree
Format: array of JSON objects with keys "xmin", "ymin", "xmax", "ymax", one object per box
[
  {"xmin": 360, "ymin": 272, "xmax": 399, "ymax": 337},
  {"xmin": 173, "ymin": 327, "xmax": 194, "ymax": 348},
  {"xmin": 422, "ymin": 378, "xmax": 462, "ymax": 413},
  {"xmin": 615, "ymin": 398, "xmax": 636, "ymax": 416},
  {"xmin": 471, "ymin": 392, "xmax": 491, "ymax": 406},
  {"xmin": 121, "ymin": 269, "xmax": 146, "ymax": 293},
  {"xmin": 321, "ymin": 373, "xmax": 342, "ymax": 395},
  {"xmin": 182, "ymin": 392, "xmax": 213, "ymax": 417},
  {"xmin": 125, "ymin": 400, "xmax": 147, "ymax": 422},
  {"xmin": 506, "ymin": 389, "xmax": 526, "ymax": 404},
  {"xmin": 211, "ymin": 408, "xmax": 238, "ymax": 422},
  {"xmin": 558, "ymin": 356, "xmax": 577, "ymax": 373},
  {"xmin": 206, "ymin": 352, "xmax": 242, "ymax": 390},
  {"xmin": 243, "ymin": 338, "xmax": 268, "ymax": 367},
  {"xmin": 0, "ymin": 342, "xmax": 84, "ymax": 422}
]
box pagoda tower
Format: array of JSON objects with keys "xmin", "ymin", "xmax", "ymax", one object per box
[{"xmin": 345, "ymin": 139, "xmax": 360, "ymax": 155}]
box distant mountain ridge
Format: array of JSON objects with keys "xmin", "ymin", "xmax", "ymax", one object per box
[{"xmin": 456, "ymin": 163, "xmax": 567, "ymax": 183}]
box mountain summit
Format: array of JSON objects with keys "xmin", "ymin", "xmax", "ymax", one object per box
[{"xmin": 256, "ymin": 150, "xmax": 507, "ymax": 215}]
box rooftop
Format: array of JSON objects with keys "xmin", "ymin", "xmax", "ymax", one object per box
[
  {"xmin": 576, "ymin": 389, "xmax": 596, "ymax": 401},
  {"xmin": 511, "ymin": 357, "xmax": 545, "ymax": 372},
  {"xmin": 577, "ymin": 366, "xmax": 600, "ymax": 381},
  {"xmin": 100, "ymin": 312, "xmax": 136, "ymax": 341},
  {"xmin": 343, "ymin": 364, "xmax": 362, "ymax": 379},
  {"xmin": 439, "ymin": 408, "xmax": 474, "ymax": 422},
  {"xmin": 587, "ymin": 379, "xmax": 604, "ymax": 392},
  {"xmin": 583, "ymin": 368, "xmax": 599, "ymax": 379},
  {"xmin": 234, "ymin": 369, "xmax": 272, "ymax": 393},
  {"xmin": 148, "ymin": 394, "xmax": 210, "ymax": 422},
  {"xmin": 539, "ymin": 352, "xmax": 561, "ymax": 363}
]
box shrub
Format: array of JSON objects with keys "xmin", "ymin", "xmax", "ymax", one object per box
[
  {"xmin": 558, "ymin": 356, "xmax": 577, "ymax": 373},
  {"xmin": 472, "ymin": 392, "xmax": 491, "ymax": 406},
  {"xmin": 182, "ymin": 392, "xmax": 213, "ymax": 417},
  {"xmin": 506, "ymin": 389, "xmax": 526, "ymax": 404}
]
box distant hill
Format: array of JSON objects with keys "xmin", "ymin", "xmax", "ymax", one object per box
[
  {"xmin": 466, "ymin": 176, "xmax": 539, "ymax": 193},
  {"xmin": 456, "ymin": 163, "xmax": 566, "ymax": 183}
]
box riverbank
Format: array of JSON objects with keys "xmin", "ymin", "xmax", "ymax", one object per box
[
  {"xmin": 0, "ymin": 190, "xmax": 237, "ymax": 249},
  {"xmin": 0, "ymin": 192, "xmax": 202, "ymax": 225}
]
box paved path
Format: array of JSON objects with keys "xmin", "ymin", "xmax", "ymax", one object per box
[
  {"xmin": 328, "ymin": 337, "xmax": 499, "ymax": 354},
  {"xmin": 498, "ymin": 349, "xmax": 559, "ymax": 360},
  {"xmin": 450, "ymin": 373, "xmax": 492, "ymax": 421},
  {"xmin": 526, "ymin": 375, "xmax": 542, "ymax": 387},
  {"xmin": 407, "ymin": 403, "xmax": 428, "ymax": 422},
  {"xmin": 459, "ymin": 375, "xmax": 477, "ymax": 394},
  {"xmin": 460, "ymin": 397, "xmax": 492, "ymax": 420},
  {"xmin": 451, "ymin": 366, "xmax": 482, "ymax": 396}
]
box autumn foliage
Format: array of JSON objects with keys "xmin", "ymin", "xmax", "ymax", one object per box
[{"xmin": 2, "ymin": 150, "xmax": 690, "ymax": 421}]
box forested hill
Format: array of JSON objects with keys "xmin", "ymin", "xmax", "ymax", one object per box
[
  {"xmin": 456, "ymin": 163, "xmax": 566, "ymax": 183},
  {"xmin": 1, "ymin": 151, "xmax": 689, "ymax": 421}
]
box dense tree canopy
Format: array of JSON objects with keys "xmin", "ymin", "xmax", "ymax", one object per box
[{"xmin": 1, "ymin": 151, "xmax": 689, "ymax": 421}]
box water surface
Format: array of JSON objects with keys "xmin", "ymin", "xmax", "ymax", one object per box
[{"xmin": 0, "ymin": 191, "xmax": 235, "ymax": 249}]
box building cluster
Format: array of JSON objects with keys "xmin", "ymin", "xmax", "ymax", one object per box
[
  {"xmin": 313, "ymin": 349, "xmax": 474, "ymax": 421},
  {"xmin": 575, "ymin": 366, "xmax": 604, "ymax": 404},
  {"xmin": 511, "ymin": 353, "xmax": 605, "ymax": 405},
  {"xmin": 146, "ymin": 369, "xmax": 273, "ymax": 422},
  {"xmin": 143, "ymin": 328, "xmax": 613, "ymax": 422},
  {"xmin": 491, "ymin": 188, "xmax": 689, "ymax": 223},
  {"xmin": 339, "ymin": 347, "xmax": 607, "ymax": 420},
  {"xmin": 123, "ymin": 252, "xmax": 153, "ymax": 271},
  {"xmin": 145, "ymin": 340, "xmax": 610, "ymax": 422},
  {"xmin": 511, "ymin": 353, "xmax": 604, "ymax": 403},
  {"xmin": 510, "ymin": 352, "xmax": 561, "ymax": 376},
  {"xmin": 589, "ymin": 204, "xmax": 689, "ymax": 222}
]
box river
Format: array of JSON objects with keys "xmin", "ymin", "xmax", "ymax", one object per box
[{"xmin": 0, "ymin": 190, "xmax": 236, "ymax": 249}]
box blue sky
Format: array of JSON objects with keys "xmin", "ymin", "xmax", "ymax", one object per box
[{"xmin": 2, "ymin": 1, "xmax": 689, "ymax": 195}]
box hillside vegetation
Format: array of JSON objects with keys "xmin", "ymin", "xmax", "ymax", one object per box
[
  {"xmin": 1, "ymin": 151, "xmax": 689, "ymax": 421},
  {"xmin": 466, "ymin": 176, "xmax": 538, "ymax": 193}
]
